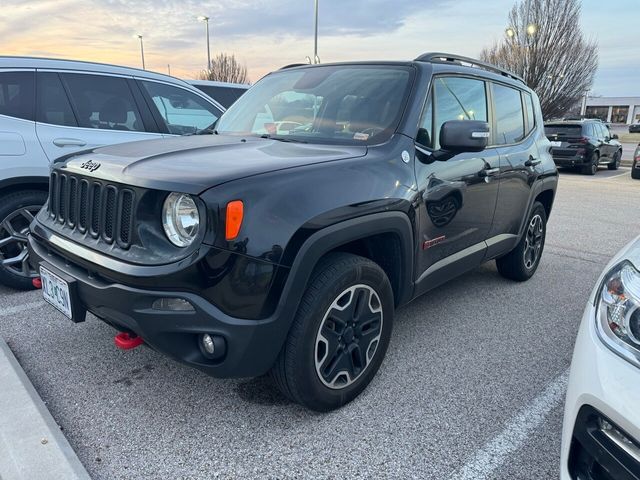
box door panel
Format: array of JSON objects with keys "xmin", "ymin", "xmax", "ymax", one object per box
[
  {"xmin": 35, "ymin": 71, "xmax": 162, "ymax": 162},
  {"xmin": 413, "ymin": 75, "xmax": 499, "ymax": 284},
  {"xmin": 489, "ymin": 83, "xmax": 539, "ymax": 240},
  {"xmin": 415, "ymin": 149, "xmax": 500, "ymax": 277},
  {"xmin": 491, "ymin": 136, "xmax": 539, "ymax": 238}
]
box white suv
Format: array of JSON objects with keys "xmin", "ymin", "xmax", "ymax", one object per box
[{"xmin": 0, "ymin": 57, "xmax": 225, "ymax": 289}]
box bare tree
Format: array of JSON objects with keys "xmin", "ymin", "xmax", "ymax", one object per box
[
  {"xmin": 480, "ymin": 0, "xmax": 598, "ymax": 119},
  {"xmin": 198, "ymin": 53, "xmax": 249, "ymax": 84}
]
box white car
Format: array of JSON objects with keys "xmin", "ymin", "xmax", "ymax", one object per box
[
  {"xmin": 0, "ymin": 57, "xmax": 225, "ymax": 289},
  {"xmin": 561, "ymin": 235, "xmax": 640, "ymax": 479}
]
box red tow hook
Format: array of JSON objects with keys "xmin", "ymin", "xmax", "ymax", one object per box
[
  {"xmin": 114, "ymin": 332, "xmax": 144, "ymax": 350},
  {"xmin": 32, "ymin": 277, "xmax": 42, "ymax": 289}
]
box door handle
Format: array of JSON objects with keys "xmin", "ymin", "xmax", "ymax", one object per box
[
  {"xmin": 480, "ymin": 167, "xmax": 500, "ymax": 177},
  {"xmin": 53, "ymin": 138, "xmax": 87, "ymax": 147},
  {"xmin": 525, "ymin": 157, "xmax": 541, "ymax": 167}
]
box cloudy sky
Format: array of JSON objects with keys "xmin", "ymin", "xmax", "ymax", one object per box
[{"xmin": 1, "ymin": 0, "xmax": 638, "ymax": 96}]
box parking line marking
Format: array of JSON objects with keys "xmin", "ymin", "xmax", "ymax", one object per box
[
  {"xmin": 604, "ymin": 171, "xmax": 632, "ymax": 180},
  {"xmin": 0, "ymin": 301, "xmax": 44, "ymax": 317},
  {"xmin": 451, "ymin": 369, "xmax": 570, "ymax": 480}
]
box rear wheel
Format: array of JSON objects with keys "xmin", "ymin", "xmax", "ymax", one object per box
[
  {"xmin": 0, "ymin": 190, "xmax": 47, "ymax": 290},
  {"xmin": 496, "ymin": 202, "xmax": 547, "ymax": 282},
  {"xmin": 632, "ymin": 165, "xmax": 640, "ymax": 180},
  {"xmin": 270, "ymin": 252, "xmax": 394, "ymax": 411},
  {"xmin": 608, "ymin": 150, "xmax": 621, "ymax": 170},
  {"xmin": 582, "ymin": 153, "xmax": 598, "ymax": 175}
]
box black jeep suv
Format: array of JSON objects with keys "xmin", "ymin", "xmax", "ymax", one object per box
[
  {"xmin": 28, "ymin": 53, "xmax": 558, "ymax": 411},
  {"xmin": 544, "ymin": 119, "xmax": 622, "ymax": 175}
]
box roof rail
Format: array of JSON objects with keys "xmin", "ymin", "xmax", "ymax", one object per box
[
  {"xmin": 414, "ymin": 52, "xmax": 525, "ymax": 84},
  {"xmin": 280, "ymin": 63, "xmax": 309, "ymax": 70}
]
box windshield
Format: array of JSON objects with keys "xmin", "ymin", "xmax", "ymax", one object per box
[{"xmin": 216, "ymin": 65, "xmax": 413, "ymax": 145}]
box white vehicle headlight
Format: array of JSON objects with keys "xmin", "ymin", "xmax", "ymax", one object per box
[
  {"xmin": 162, "ymin": 193, "xmax": 200, "ymax": 247},
  {"xmin": 596, "ymin": 261, "xmax": 640, "ymax": 368}
]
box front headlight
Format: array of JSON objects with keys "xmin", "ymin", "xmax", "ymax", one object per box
[
  {"xmin": 162, "ymin": 192, "xmax": 200, "ymax": 247},
  {"xmin": 596, "ymin": 261, "xmax": 640, "ymax": 367}
]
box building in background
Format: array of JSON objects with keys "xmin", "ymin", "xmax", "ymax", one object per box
[{"xmin": 581, "ymin": 96, "xmax": 640, "ymax": 124}]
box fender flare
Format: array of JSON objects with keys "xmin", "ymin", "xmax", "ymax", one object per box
[
  {"xmin": 516, "ymin": 178, "xmax": 556, "ymax": 240},
  {"xmin": 277, "ymin": 211, "xmax": 415, "ymax": 317},
  {"xmin": 0, "ymin": 176, "xmax": 49, "ymax": 194}
]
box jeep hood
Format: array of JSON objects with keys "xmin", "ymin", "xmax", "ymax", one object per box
[{"xmin": 57, "ymin": 134, "xmax": 367, "ymax": 194}]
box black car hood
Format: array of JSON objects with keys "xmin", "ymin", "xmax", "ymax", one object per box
[{"xmin": 57, "ymin": 134, "xmax": 367, "ymax": 194}]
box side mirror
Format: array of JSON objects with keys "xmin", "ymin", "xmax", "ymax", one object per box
[
  {"xmin": 612, "ymin": 134, "xmax": 619, "ymax": 140},
  {"xmin": 439, "ymin": 120, "xmax": 490, "ymax": 153}
]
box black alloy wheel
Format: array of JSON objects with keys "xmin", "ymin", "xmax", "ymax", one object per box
[{"xmin": 0, "ymin": 190, "xmax": 47, "ymax": 290}]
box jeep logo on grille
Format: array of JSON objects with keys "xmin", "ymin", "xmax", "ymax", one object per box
[{"xmin": 80, "ymin": 160, "xmax": 101, "ymax": 172}]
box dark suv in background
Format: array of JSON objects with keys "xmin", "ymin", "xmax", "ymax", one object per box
[
  {"xmin": 29, "ymin": 53, "xmax": 558, "ymax": 411},
  {"xmin": 544, "ymin": 119, "xmax": 622, "ymax": 175}
]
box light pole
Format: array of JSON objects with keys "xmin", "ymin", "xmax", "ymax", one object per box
[
  {"xmin": 198, "ymin": 15, "xmax": 211, "ymax": 71},
  {"xmin": 313, "ymin": 0, "xmax": 319, "ymax": 64},
  {"xmin": 135, "ymin": 34, "xmax": 145, "ymax": 70}
]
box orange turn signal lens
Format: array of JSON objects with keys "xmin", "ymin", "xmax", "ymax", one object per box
[{"xmin": 225, "ymin": 200, "xmax": 244, "ymax": 240}]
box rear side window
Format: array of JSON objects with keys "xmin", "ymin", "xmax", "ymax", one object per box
[
  {"xmin": 523, "ymin": 92, "xmax": 535, "ymax": 134},
  {"xmin": 0, "ymin": 71, "xmax": 35, "ymax": 121},
  {"xmin": 37, "ymin": 72, "xmax": 77, "ymax": 127},
  {"xmin": 544, "ymin": 124, "xmax": 582, "ymax": 136},
  {"xmin": 423, "ymin": 76, "xmax": 487, "ymax": 150},
  {"xmin": 493, "ymin": 84, "xmax": 525, "ymax": 144},
  {"xmin": 60, "ymin": 73, "xmax": 145, "ymax": 131},
  {"xmin": 142, "ymin": 81, "xmax": 222, "ymax": 134}
]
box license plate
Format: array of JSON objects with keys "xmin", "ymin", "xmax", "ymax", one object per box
[
  {"xmin": 550, "ymin": 141, "xmax": 562, "ymax": 147},
  {"xmin": 40, "ymin": 266, "xmax": 73, "ymax": 319}
]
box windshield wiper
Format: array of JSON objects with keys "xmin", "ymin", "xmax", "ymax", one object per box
[{"xmin": 259, "ymin": 134, "xmax": 308, "ymax": 144}]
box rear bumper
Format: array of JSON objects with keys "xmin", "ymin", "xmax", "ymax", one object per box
[
  {"xmin": 552, "ymin": 153, "xmax": 589, "ymax": 167},
  {"xmin": 28, "ymin": 230, "xmax": 292, "ymax": 379}
]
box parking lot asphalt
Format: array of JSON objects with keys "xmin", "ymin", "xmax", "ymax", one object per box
[{"xmin": 0, "ymin": 167, "xmax": 638, "ymax": 479}]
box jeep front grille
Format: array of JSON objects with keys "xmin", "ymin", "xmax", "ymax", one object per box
[{"xmin": 48, "ymin": 171, "xmax": 135, "ymax": 248}]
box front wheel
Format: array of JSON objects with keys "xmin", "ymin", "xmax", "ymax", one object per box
[
  {"xmin": 0, "ymin": 190, "xmax": 47, "ymax": 290},
  {"xmin": 270, "ymin": 252, "xmax": 394, "ymax": 411},
  {"xmin": 496, "ymin": 202, "xmax": 547, "ymax": 282}
]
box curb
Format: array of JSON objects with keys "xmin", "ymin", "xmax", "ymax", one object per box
[{"xmin": 0, "ymin": 339, "xmax": 90, "ymax": 480}]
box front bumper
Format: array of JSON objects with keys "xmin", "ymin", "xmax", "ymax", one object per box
[
  {"xmin": 28, "ymin": 230, "xmax": 292, "ymax": 379},
  {"xmin": 561, "ymin": 301, "xmax": 640, "ymax": 479}
]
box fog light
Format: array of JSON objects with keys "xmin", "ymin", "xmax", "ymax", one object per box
[
  {"xmin": 198, "ymin": 334, "xmax": 226, "ymax": 360},
  {"xmin": 152, "ymin": 298, "xmax": 194, "ymax": 311},
  {"xmin": 202, "ymin": 334, "xmax": 215, "ymax": 355}
]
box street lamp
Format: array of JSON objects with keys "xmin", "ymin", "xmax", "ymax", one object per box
[
  {"xmin": 134, "ymin": 34, "xmax": 145, "ymax": 70},
  {"xmin": 505, "ymin": 27, "xmax": 516, "ymax": 38},
  {"xmin": 526, "ymin": 23, "xmax": 537, "ymax": 36},
  {"xmin": 198, "ymin": 15, "xmax": 211, "ymax": 71},
  {"xmin": 313, "ymin": 0, "xmax": 319, "ymax": 64}
]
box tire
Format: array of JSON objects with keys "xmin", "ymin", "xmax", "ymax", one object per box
[
  {"xmin": 608, "ymin": 150, "xmax": 621, "ymax": 170},
  {"xmin": 632, "ymin": 166, "xmax": 640, "ymax": 180},
  {"xmin": 0, "ymin": 190, "xmax": 47, "ymax": 290},
  {"xmin": 582, "ymin": 153, "xmax": 598, "ymax": 175},
  {"xmin": 496, "ymin": 202, "xmax": 547, "ymax": 282},
  {"xmin": 270, "ymin": 252, "xmax": 394, "ymax": 411}
]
